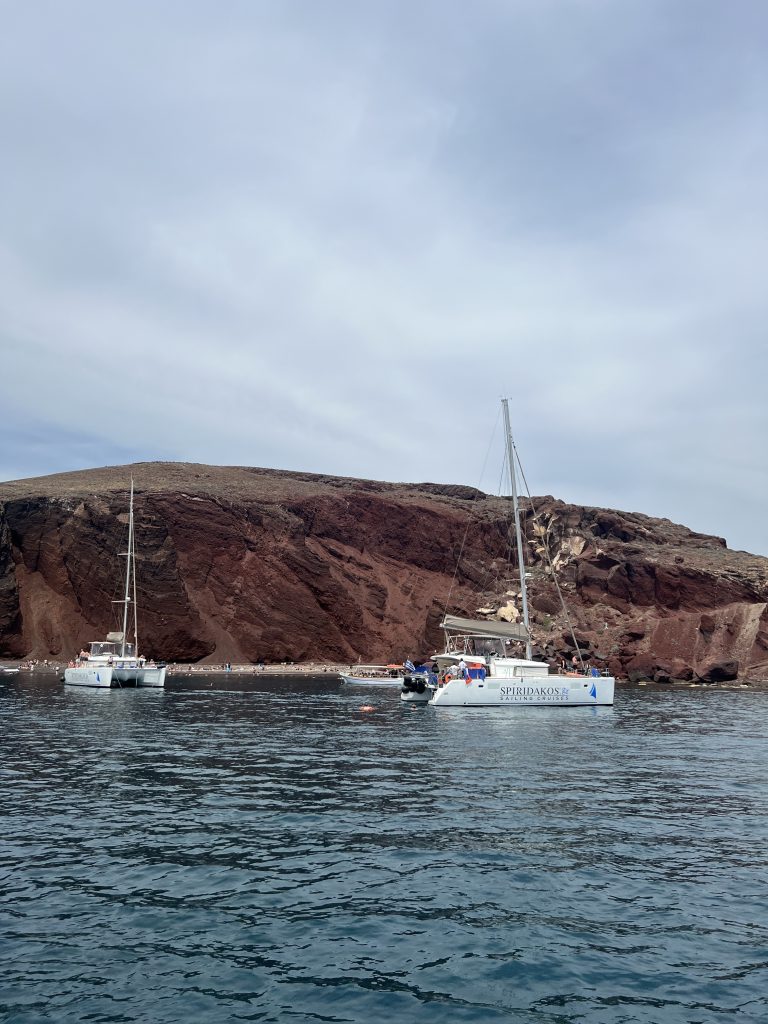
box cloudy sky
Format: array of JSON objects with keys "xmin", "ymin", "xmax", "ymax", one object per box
[{"xmin": 2, "ymin": 1, "xmax": 766, "ymax": 555}]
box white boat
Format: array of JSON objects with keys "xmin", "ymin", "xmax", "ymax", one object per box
[
  {"xmin": 401, "ymin": 613, "xmax": 613, "ymax": 706},
  {"xmin": 340, "ymin": 665, "xmax": 404, "ymax": 686},
  {"xmin": 402, "ymin": 399, "xmax": 615, "ymax": 708},
  {"xmin": 64, "ymin": 480, "xmax": 166, "ymax": 689}
]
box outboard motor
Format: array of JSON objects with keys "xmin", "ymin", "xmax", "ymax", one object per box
[{"xmin": 400, "ymin": 673, "xmax": 432, "ymax": 704}]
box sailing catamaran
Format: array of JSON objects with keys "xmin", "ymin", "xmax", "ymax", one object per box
[
  {"xmin": 401, "ymin": 400, "xmax": 615, "ymax": 707},
  {"xmin": 64, "ymin": 480, "xmax": 166, "ymax": 688}
]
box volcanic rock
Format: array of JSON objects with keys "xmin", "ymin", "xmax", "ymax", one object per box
[
  {"xmin": 0, "ymin": 462, "xmax": 767, "ymax": 682},
  {"xmin": 697, "ymin": 659, "xmax": 739, "ymax": 683}
]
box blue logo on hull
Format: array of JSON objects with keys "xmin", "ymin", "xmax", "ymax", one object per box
[{"xmin": 589, "ymin": 682, "xmax": 597, "ymax": 699}]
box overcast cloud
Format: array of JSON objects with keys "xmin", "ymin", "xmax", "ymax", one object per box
[{"xmin": 1, "ymin": 0, "xmax": 767, "ymax": 555}]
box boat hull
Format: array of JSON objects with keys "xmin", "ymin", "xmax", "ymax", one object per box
[
  {"xmin": 400, "ymin": 686, "xmax": 435, "ymax": 704},
  {"xmin": 64, "ymin": 665, "xmax": 167, "ymax": 688},
  {"xmin": 424, "ymin": 674, "xmax": 614, "ymax": 707},
  {"xmin": 339, "ymin": 673, "xmax": 403, "ymax": 686}
]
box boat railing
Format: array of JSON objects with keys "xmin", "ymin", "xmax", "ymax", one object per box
[{"xmin": 562, "ymin": 667, "xmax": 612, "ymax": 678}]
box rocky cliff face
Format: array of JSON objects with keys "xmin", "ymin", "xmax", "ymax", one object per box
[{"xmin": 1, "ymin": 462, "xmax": 766, "ymax": 682}]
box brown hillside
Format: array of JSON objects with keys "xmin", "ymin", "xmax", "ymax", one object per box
[{"xmin": 1, "ymin": 462, "xmax": 767, "ymax": 682}]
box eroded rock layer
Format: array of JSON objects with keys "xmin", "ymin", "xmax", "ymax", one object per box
[{"xmin": 1, "ymin": 462, "xmax": 766, "ymax": 682}]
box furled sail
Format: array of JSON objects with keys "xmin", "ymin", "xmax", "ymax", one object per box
[{"xmin": 440, "ymin": 615, "xmax": 528, "ymax": 641}]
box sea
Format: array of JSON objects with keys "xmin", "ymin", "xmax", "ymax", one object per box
[{"xmin": 2, "ymin": 673, "xmax": 767, "ymax": 1024}]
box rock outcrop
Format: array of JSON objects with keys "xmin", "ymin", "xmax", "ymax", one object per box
[{"xmin": 1, "ymin": 462, "xmax": 766, "ymax": 682}]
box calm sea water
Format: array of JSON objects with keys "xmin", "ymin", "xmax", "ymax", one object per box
[{"xmin": 2, "ymin": 673, "xmax": 767, "ymax": 1024}]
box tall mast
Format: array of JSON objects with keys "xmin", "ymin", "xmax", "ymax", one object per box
[
  {"xmin": 120, "ymin": 479, "xmax": 135, "ymax": 658},
  {"xmin": 501, "ymin": 398, "xmax": 532, "ymax": 659},
  {"xmin": 131, "ymin": 502, "xmax": 138, "ymax": 657}
]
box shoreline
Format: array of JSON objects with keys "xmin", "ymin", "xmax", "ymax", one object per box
[
  {"xmin": 166, "ymin": 663, "xmax": 351, "ymax": 676},
  {"xmin": 0, "ymin": 660, "xmax": 354, "ymax": 676},
  {"xmin": 1, "ymin": 660, "xmax": 766, "ymax": 688}
]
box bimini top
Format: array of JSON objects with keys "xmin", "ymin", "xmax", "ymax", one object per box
[{"xmin": 440, "ymin": 614, "xmax": 529, "ymax": 641}]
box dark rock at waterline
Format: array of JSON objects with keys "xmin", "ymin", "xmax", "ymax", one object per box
[
  {"xmin": 697, "ymin": 659, "xmax": 740, "ymax": 683},
  {"xmin": 625, "ymin": 654, "xmax": 670, "ymax": 684},
  {"xmin": 0, "ymin": 462, "xmax": 767, "ymax": 682}
]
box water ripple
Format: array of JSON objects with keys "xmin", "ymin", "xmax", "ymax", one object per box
[{"xmin": 1, "ymin": 675, "xmax": 767, "ymax": 1022}]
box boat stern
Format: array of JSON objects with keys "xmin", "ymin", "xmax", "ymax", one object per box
[
  {"xmin": 400, "ymin": 674, "xmax": 434, "ymax": 703},
  {"xmin": 64, "ymin": 666, "xmax": 115, "ymax": 688},
  {"xmin": 137, "ymin": 665, "xmax": 167, "ymax": 687}
]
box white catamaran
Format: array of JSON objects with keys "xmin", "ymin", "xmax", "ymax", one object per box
[
  {"xmin": 64, "ymin": 480, "xmax": 166, "ymax": 689},
  {"xmin": 401, "ymin": 399, "xmax": 615, "ymax": 708}
]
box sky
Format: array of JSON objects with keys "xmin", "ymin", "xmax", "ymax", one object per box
[{"xmin": 1, "ymin": 0, "xmax": 767, "ymax": 555}]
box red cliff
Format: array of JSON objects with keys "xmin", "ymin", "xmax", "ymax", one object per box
[{"xmin": 1, "ymin": 463, "xmax": 766, "ymax": 683}]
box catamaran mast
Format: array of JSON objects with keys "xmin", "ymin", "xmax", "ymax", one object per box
[
  {"xmin": 131, "ymin": 504, "xmax": 138, "ymax": 657},
  {"xmin": 501, "ymin": 398, "xmax": 532, "ymax": 660},
  {"xmin": 120, "ymin": 479, "xmax": 135, "ymax": 658}
]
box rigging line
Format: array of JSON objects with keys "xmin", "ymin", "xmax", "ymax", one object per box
[
  {"xmin": 473, "ymin": 450, "xmax": 514, "ymax": 598},
  {"xmin": 496, "ymin": 454, "xmax": 516, "ymax": 590},
  {"xmin": 442, "ymin": 407, "xmax": 502, "ymax": 620},
  {"xmin": 472, "ymin": 452, "xmax": 510, "ymax": 596},
  {"xmin": 513, "ymin": 446, "xmax": 587, "ymax": 672},
  {"xmin": 500, "ymin": 444, "xmax": 518, "ymax": 574},
  {"xmin": 131, "ymin": 501, "xmax": 138, "ymax": 655},
  {"xmin": 110, "ymin": 515, "xmax": 129, "ymax": 632}
]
